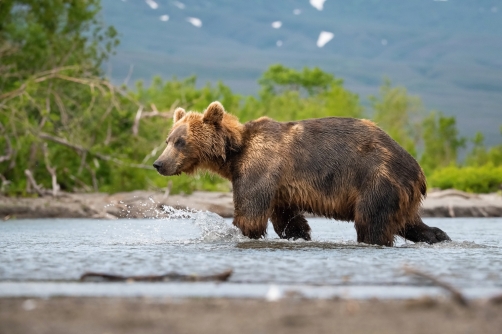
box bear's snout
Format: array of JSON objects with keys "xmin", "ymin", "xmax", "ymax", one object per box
[
  {"xmin": 153, "ymin": 158, "xmax": 179, "ymax": 176},
  {"xmin": 153, "ymin": 161, "xmax": 162, "ymax": 171}
]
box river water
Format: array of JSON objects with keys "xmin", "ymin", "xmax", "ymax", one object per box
[{"xmin": 1, "ymin": 212, "xmax": 501, "ymax": 299}]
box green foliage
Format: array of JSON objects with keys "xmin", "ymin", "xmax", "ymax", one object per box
[
  {"xmin": 0, "ymin": 0, "xmax": 127, "ymax": 195},
  {"xmin": 0, "ymin": 0, "xmax": 118, "ymax": 91},
  {"xmin": 428, "ymin": 128, "xmax": 502, "ymax": 193},
  {"xmin": 465, "ymin": 130, "xmax": 502, "ymax": 167},
  {"xmin": 134, "ymin": 76, "xmax": 241, "ymax": 116},
  {"xmin": 238, "ymin": 64, "xmax": 362, "ymax": 123},
  {"xmin": 420, "ymin": 111, "xmax": 466, "ymax": 174},
  {"xmin": 428, "ymin": 165, "xmax": 502, "ymax": 193},
  {"xmin": 258, "ymin": 64, "xmax": 341, "ymax": 97}
]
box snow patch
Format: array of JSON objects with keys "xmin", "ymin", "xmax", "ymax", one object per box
[
  {"xmin": 145, "ymin": 0, "xmax": 158, "ymax": 10},
  {"xmin": 271, "ymin": 21, "xmax": 282, "ymax": 29},
  {"xmin": 317, "ymin": 31, "xmax": 334, "ymax": 48},
  {"xmin": 187, "ymin": 17, "xmax": 202, "ymax": 28},
  {"xmin": 310, "ymin": 0, "xmax": 326, "ymax": 11}
]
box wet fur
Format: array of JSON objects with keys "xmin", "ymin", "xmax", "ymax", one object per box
[{"xmin": 154, "ymin": 102, "xmax": 451, "ymax": 246}]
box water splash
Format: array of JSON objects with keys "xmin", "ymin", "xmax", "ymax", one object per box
[
  {"xmin": 160, "ymin": 205, "xmax": 196, "ymax": 219},
  {"xmin": 192, "ymin": 211, "xmax": 244, "ymax": 242}
]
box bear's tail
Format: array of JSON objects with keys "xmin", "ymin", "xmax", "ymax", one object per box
[{"xmin": 419, "ymin": 173, "xmax": 427, "ymax": 198}]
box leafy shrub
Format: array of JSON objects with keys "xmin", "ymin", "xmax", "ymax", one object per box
[{"xmin": 428, "ymin": 165, "xmax": 502, "ymax": 193}]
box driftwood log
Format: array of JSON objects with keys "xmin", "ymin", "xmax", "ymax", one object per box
[
  {"xmin": 403, "ymin": 266, "xmax": 468, "ymax": 307},
  {"xmin": 80, "ymin": 269, "xmax": 232, "ymax": 282}
]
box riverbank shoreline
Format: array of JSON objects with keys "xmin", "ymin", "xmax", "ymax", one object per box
[
  {"xmin": 1, "ymin": 189, "xmax": 502, "ymax": 220},
  {"xmin": 1, "ymin": 296, "xmax": 501, "ymax": 334}
]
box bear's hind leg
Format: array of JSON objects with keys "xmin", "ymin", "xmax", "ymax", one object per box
[
  {"xmin": 354, "ymin": 181, "xmax": 402, "ymax": 246},
  {"xmin": 354, "ymin": 217, "xmax": 395, "ymax": 246},
  {"xmin": 399, "ymin": 215, "xmax": 451, "ymax": 244},
  {"xmin": 270, "ymin": 206, "xmax": 311, "ymax": 240}
]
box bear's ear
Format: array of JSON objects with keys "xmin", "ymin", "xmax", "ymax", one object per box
[
  {"xmin": 203, "ymin": 101, "xmax": 224, "ymax": 125},
  {"xmin": 173, "ymin": 107, "xmax": 186, "ymax": 123}
]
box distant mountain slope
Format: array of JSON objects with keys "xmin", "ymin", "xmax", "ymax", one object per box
[{"xmin": 101, "ymin": 0, "xmax": 502, "ymax": 145}]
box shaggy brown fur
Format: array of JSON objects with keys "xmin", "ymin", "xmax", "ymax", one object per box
[{"xmin": 153, "ymin": 101, "xmax": 451, "ymax": 246}]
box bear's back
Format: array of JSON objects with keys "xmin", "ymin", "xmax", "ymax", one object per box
[{"xmin": 242, "ymin": 116, "xmax": 420, "ymax": 178}]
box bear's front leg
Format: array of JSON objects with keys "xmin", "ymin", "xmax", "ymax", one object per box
[
  {"xmin": 233, "ymin": 214, "xmax": 268, "ymax": 239},
  {"xmin": 232, "ymin": 176, "xmax": 276, "ymax": 239}
]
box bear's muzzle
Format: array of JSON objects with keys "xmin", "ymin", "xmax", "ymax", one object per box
[{"xmin": 152, "ymin": 159, "xmax": 179, "ymax": 176}]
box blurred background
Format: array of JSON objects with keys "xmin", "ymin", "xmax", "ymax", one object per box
[
  {"xmin": 0, "ymin": 0, "xmax": 501, "ymax": 195},
  {"xmin": 104, "ymin": 0, "xmax": 502, "ymax": 144}
]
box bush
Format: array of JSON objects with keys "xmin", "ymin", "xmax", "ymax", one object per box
[{"xmin": 428, "ymin": 165, "xmax": 502, "ymax": 193}]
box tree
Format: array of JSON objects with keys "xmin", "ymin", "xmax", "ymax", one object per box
[
  {"xmin": 0, "ymin": 0, "xmax": 118, "ymax": 90},
  {"xmin": 369, "ymin": 79, "xmax": 423, "ymax": 157},
  {"xmin": 420, "ymin": 111, "xmax": 465, "ymax": 174},
  {"xmin": 258, "ymin": 64, "xmax": 341, "ymax": 97},
  {"xmin": 240, "ymin": 64, "xmax": 362, "ymax": 123},
  {"xmin": 0, "ymin": 0, "xmax": 127, "ymax": 195},
  {"xmin": 465, "ymin": 128, "xmax": 502, "ymax": 167}
]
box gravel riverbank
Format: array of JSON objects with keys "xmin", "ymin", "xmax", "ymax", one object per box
[{"xmin": 1, "ymin": 189, "xmax": 502, "ymax": 220}]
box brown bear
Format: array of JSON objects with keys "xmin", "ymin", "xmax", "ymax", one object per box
[{"xmin": 153, "ymin": 101, "xmax": 451, "ymax": 246}]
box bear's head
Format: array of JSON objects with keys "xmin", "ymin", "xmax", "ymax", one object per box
[{"xmin": 153, "ymin": 101, "xmax": 243, "ymax": 177}]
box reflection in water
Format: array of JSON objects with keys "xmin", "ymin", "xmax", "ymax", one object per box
[{"xmin": 236, "ymin": 240, "xmax": 376, "ymax": 250}]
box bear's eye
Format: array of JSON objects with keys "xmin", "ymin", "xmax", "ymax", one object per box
[{"xmin": 174, "ymin": 138, "xmax": 186, "ymax": 149}]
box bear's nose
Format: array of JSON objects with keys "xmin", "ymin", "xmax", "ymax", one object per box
[{"xmin": 153, "ymin": 161, "xmax": 162, "ymax": 170}]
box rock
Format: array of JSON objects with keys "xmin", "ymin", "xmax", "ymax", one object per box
[{"xmin": 421, "ymin": 190, "xmax": 502, "ymax": 217}]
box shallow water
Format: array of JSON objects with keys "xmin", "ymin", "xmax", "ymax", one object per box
[{"xmin": 1, "ymin": 213, "xmax": 501, "ymax": 299}]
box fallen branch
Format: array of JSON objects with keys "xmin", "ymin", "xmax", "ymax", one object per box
[
  {"xmin": 42, "ymin": 143, "xmax": 59, "ymax": 197},
  {"xmin": 403, "ymin": 266, "xmax": 468, "ymax": 307},
  {"xmin": 24, "ymin": 170, "xmax": 44, "ymax": 197},
  {"xmin": 80, "ymin": 269, "xmax": 233, "ymax": 282}
]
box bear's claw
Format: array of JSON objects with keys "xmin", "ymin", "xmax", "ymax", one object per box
[{"xmin": 430, "ymin": 227, "xmax": 451, "ymax": 243}]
